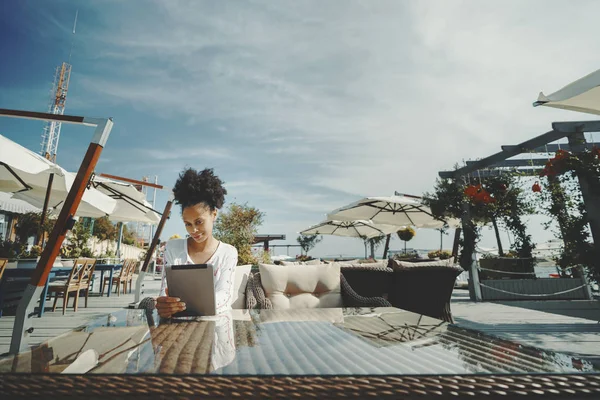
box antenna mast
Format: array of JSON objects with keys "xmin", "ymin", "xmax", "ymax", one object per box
[{"xmin": 40, "ymin": 10, "xmax": 78, "ymax": 162}]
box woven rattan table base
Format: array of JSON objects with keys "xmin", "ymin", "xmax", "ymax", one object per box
[{"xmin": 2, "ymin": 374, "xmax": 599, "ymax": 399}]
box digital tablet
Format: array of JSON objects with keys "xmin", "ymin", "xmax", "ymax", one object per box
[{"xmin": 164, "ymin": 263, "xmax": 216, "ymax": 317}]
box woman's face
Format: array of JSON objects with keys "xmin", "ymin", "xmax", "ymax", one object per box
[{"xmin": 182, "ymin": 203, "xmax": 217, "ymax": 244}]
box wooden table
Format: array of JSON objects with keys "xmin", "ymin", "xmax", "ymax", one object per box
[
  {"xmin": 94, "ymin": 264, "xmax": 122, "ymax": 297},
  {"xmin": 0, "ymin": 307, "xmax": 599, "ymax": 398},
  {"xmin": 0, "ymin": 267, "xmax": 72, "ymax": 318}
]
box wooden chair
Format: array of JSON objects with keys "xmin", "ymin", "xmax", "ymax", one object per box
[
  {"xmin": 101, "ymin": 259, "xmax": 135, "ymax": 296},
  {"xmin": 124, "ymin": 259, "xmax": 137, "ymax": 294},
  {"xmin": 48, "ymin": 258, "xmax": 97, "ymax": 315}
]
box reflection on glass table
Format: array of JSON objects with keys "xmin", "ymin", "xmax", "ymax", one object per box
[{"xmin": 1, "ymin": 307, "xmax": 597, "ymax": 376}]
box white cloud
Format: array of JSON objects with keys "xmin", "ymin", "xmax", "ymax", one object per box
[
  {"xmin": 67, "ymin": 0, "xmax": 600, "ymax": 253},
  {"xmin": 139, "ymin": 147, "xmax": 233, "ymax": 161},
  {"xmin": 226, "ymin": 178, "xmax": 345, "ymax": 213}
]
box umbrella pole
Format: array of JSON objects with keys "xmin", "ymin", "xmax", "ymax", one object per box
[
  {"xmin": 383, "ymin": 234, "xmax": 391, "ymax": 259},
  {"xmin": 132, "ymin": 198, "xmax": 172, "ymax": 305},
  {"xmin": 37, "ymin": 173, "xmax": 54, "ymax": 247},
  {"xmin": 116, "ymin": 222, "xmax": 124, "ymax": 259},
  {"xmin": 9, "ymin": 115, "xmax": 113, "ymax": 355}
]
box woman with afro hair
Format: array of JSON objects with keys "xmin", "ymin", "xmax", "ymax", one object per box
[{"xmin": 156, "ymin": 168, "xmax": 238, "ymax": 318}]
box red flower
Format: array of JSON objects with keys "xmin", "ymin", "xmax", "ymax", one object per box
[
  {"xmin": 532, "ymin": 182, "xmax": 541, "ymax": 193},
  {"xmin": 464, "ymin": 184, "xmax": 497, "ymax": 204},
  {"xmin": 592, "ymin": 146, "xmax": 600, "ymax": 158},
  {"xmin": 464, "ymin": 185, "xmax": 478, "ymax": 198},
  {"xmin": 498, "ymin": 184, "xmax": 507, "ymax": 192},
  {"xmin": 555, "ymin": 149, "xmax": 569, "ymax": 160}
]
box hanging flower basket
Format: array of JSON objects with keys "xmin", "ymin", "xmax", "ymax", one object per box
[
  {"xmin": 463, "ymin": 184, "xmax": 495, "ymax": 204},
  {"xmin": 397, "ymin": 227, "xmax": 415, "ymax": 242}
]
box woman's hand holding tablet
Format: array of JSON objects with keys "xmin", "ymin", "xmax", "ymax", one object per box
[{"xmin": 156, "ymin": 288, "xmax": 187, "ymax": 318}]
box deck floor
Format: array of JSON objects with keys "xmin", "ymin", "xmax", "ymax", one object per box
[
  {"xmin": 0, "ymin": 275, "xmax": 163, "ymax": 355},
  {"xmin": 451, "ymin": 289, "xmax": 600, "ymax": 361},
  {"xmin": 2, "ymin": 280, "xmax": 600, "ymax": 364}
]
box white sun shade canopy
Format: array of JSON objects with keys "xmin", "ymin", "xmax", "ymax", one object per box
[
  {"xmin": 0, "ymin": 134, "xmax": 58, "ymax": 192},
  {"xmin": 534, "ymin": 69, "xmax": 600, "ymax": 115},
  {"xmin": 0, "ymin": 134, "xmax": 117, "ymax": 217},
  {"xmin": 90, "ymin": 176, "xmax": 161, "ymax": 224},
  {"xmin": 12, "ymin": 168, "xmax": 117, "ymax": 218},
  {"xmin": 300, "ymin": 220, "xmax": 401, "ymax": 239},
  {"xmin": 327, "ymin": 195, "xmax": 458, "ymax": 228}
]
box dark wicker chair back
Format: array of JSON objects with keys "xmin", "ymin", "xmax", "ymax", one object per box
[
  {"xmin": 389, "ymin": 265, "xmax": 463, "ymax": 323},
  {"xmin": 340, "ymin": 266, "xmax": 393, "ymax": 299}
]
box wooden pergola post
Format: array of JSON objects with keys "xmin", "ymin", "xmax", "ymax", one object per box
[
  {"xmin": 567, "ymin": 131, "xmax": 600, "ymax": 245},
  {"xmin": 567, "ymin": 131, "xmax": 600, "ymax": 274},
  {"xmin": 0, "ymin": 108, "xmax": 114, "ymax": 355},
  {"xmin": 460, "ymin": 202, "xmax": 482, "ymax": 302}
]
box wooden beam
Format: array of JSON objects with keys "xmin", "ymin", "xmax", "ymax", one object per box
[
  {"xmin": 502, "ymin": 142, "xmax": 600, "ymax": 153},
  {"xmin": 441, "ymin": 129, "xmax": 567, "ymax": 179},
  {"xmin": 553, "ymin": 120, "xmax": 600, "ymax": 133},
  {"xmin": 466, "ymin": 159, "xmax": 547, "ymax": 168},
  {"xmin": 98, "ymin": 173, "xmax": 163, "ymax": 189},
  {"xmin": 0, "ymin": 108, "xmax": 85, "ymax": 124},
  {"xmin": 472, "ymin": 168, "xmax": 543, "ymax": 178}
]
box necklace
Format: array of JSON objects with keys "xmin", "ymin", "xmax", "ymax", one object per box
[{"xmin": 187, "ymin": 237, "xmax": 220, "ymax": 264}]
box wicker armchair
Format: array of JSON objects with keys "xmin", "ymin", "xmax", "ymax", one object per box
[
  {"xmin": 340, "ymin": 265, "xmax": 394, "ymax": 299},
  {"xmin": 247, "ymin": 272, "xmax": 392, "ymax": 309},
  {"xmin": 389, "ymin": 263, "xmax": 464, "ymax": 323}
]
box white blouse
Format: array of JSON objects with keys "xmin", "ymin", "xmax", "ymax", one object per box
[{"xmin": 159, "ymin": 238, "xmax": 238, "ymax": 314}]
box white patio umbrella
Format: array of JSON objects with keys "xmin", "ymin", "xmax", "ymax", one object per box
[
  {"xmin": 534, "ymin": 68, "xmax": 600, "ymax": 115},
  {"xmin": 300, "ymin": 220, "xmax": 400, "ymax": 239},
  {"xmin": 327, "ymin": 195, "xmax": 459, "ymax": 229},
  {"xmin": 0, "ymin": 134, "xmax": 117, "ymax": 218},
  {"xmin": 0, "ymin": 134, "xmax": 58, "ymax": 193},
  {"xmin": 12, "ymin": 167, "xmax": 117, "ymax": 218},
  {"xmin": 89, "ymin": 176, "xmax": 160, "ymax": 224}
]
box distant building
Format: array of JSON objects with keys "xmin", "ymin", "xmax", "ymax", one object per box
[{"xmin": 0, "ymin": 192, "xmax": 41, "ymax": 241}]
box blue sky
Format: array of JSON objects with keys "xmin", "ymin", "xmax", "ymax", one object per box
[{"xmin": 2, "ymin": 0, "xmax": 600, "ymax": 258}]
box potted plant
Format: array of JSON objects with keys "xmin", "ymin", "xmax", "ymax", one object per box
[{"xmin": 427, "ymin": 250, "xmax": 452, "ymax": 260}]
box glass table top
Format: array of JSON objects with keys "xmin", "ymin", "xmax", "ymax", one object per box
[{"xmin": 1, "ymin": 307, "xmax": 597, "ymax": 375}]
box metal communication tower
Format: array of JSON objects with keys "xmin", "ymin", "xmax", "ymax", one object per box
[
  {"xmin": 40, "ymin": 62, "xmax": 72, "ymax": 162},
  {"xmin": 40, "ymin": 11, "xmax": 77, "ymax": 162}
]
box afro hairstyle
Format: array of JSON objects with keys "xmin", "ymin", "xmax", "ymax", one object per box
[{"xmin": 172, "ymin": 168, "xmax": 227, "ymax": 211}]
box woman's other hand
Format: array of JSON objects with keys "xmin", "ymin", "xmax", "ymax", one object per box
[{"xmin": 156, "ymin": 288, "xmax": 186, "ymax": 318}]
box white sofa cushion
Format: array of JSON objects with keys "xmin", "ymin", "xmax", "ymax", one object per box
[
  {"xmin": 258, "ymin": 263, "xmax": 343, "ymax": 309},
  {"xmin": 231, "ymin": 265, "xmax": 252, "ymax": 309}
]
